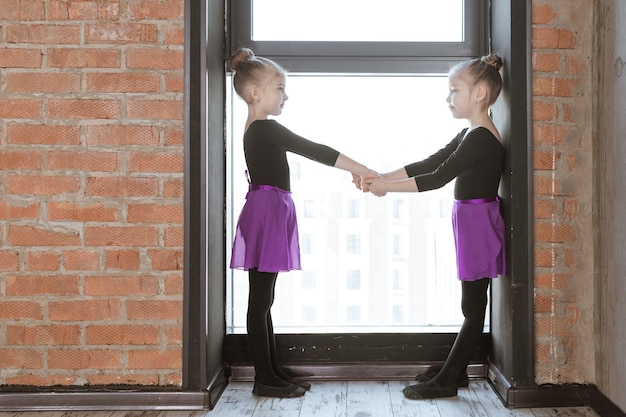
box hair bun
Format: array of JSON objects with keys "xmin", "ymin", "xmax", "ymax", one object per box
[
  {"xmin": 481, "ymin": 54, "xmax": 503, "ymax": 71},
  {"xmin": 229, "ymin": 47, "xmax": 255, "ymax": 72}
]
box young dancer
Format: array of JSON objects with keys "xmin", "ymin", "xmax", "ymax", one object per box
[
  {"xmin": 363, "ymin": 54, "xmax": 506, "ymax": 399},
  {"xmin": 228, "ymin": 47, "xmax": 371, "ymax": 398}
]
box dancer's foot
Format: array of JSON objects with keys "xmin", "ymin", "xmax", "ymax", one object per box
[
  {"xmin": 252, "ymin": 381, "xmax": 306, "ymax": 398},
  {"xmin": 415, "ymin": 369, "xmax": 469, "ymax": 387},
  {"xmin": 403, "ymin": 381, "xmax": 458, "ymax": 400}
]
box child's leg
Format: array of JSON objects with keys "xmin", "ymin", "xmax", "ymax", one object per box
[
  {"xmin": 247, "ymin": 269, "xmax": 289, "ymax": 387},
  {"xmin": 433, "ymin": 277, "xmax": 490, "ymax": 386}
]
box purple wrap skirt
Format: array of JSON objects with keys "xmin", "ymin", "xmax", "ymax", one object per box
[
  {"xmin": 230, "ymin": 184, "xmax": 301, "ymax": 273},
  {"xmin": 452, "ymin": 198, "xmax": 506, "ymax": 281}
]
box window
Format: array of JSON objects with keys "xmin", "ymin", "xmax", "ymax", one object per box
[{"xmin": 225, "ymin": 0, "xmax": 487, "ymax": 334}]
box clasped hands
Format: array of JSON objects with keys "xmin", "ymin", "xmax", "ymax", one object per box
[{"xmin": 352, "ymin": 170, "xmax": 387, "ymax": 197}]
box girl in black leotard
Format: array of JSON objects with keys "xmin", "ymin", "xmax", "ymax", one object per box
[
  {"xmin": 364, "ymin": 54, "xmax": 506, "ymax": 400},
  {"xmin": 228, "ymin": 47, "xmax": 372, "ymax": 398}
]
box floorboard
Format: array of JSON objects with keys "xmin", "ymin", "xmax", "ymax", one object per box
[{"xmin": 0, "ymin": 380, "xmax": 603, "ymax": 417}]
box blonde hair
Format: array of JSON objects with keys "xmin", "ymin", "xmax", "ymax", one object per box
[
  {"xmin": 451, "ymin": 54, "xmax": 503, "ymax": 106},
  {"xmin": 229, "ymin": 47, "xmax": 286, "ymax": 103}
]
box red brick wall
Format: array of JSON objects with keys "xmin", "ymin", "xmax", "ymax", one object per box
[
  {"xmin": 0, "ymin": 0, "xmax": 185, "ymax": 386},
  {"xmin": 532, "ymin": 1, "xmax": 594, "ymax": 384}
]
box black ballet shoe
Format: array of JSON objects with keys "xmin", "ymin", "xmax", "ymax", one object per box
[
  {"xmin": 252, "ymin": 381, "xmax": 306, "ymax": 398},
  {"xmin": 290, "ymin": 379, "xmax": 311, "ymax": 391},
  {"xmin": 402, "ymin": 381, "xmax": 458, "ymax": 400},
  {"xmin": 414, "ymin": 370, "xmax": 469, "ymax": 387}
]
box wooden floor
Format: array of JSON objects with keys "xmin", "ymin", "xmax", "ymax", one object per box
[{"xmin": 0, "ymin": 379, "xmax": 602, "ymax": 417}]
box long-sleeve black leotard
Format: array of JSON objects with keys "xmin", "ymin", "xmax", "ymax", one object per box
[
  {"xmin": 244, "ymin": 119, "xmax": 340, "ymax": 191},
  {"xmin": 404, "ymin": 127, "xmax": 504, "ymax": 200}
]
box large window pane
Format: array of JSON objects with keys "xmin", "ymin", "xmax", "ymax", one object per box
[
  {"xmin": 252, "ymin": 0, "xmax": 463, "ymax": 42},
  {"xmin": 226, "ymin": 75, "xmax": 491, "ymax": 334}
]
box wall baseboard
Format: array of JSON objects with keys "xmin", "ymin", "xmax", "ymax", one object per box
[
  {"xmin": 0, "ymin": 366, "xmax": 228, "ymax": 412},
  {"xmin": 489, "ymin": 364, "xmax": 625, "ymax": 416}
]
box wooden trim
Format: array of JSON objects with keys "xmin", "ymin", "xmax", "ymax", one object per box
[{"xmin": 0, "ymin": 391, "xmax": 208, "ymax": 412}]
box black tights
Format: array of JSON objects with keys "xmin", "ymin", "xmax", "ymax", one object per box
[
  {"xmin": 247, "ymin": 269, "xmax": 293, "ymax": 386},
  {"xmin": 433, "ymin": 278, "xmax": 490, "ymax": 386}
]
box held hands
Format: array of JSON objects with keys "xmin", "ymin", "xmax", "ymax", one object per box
[{"xmin": 351, "ymin": 170, "xmax": 388, "ymax": 197}]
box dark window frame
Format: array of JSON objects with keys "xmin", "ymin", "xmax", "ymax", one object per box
[{"xmin": 228, "ymin": 0, "xmax": 487, "ymax": 73}]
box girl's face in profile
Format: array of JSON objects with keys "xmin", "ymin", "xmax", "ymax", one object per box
[
  {"xmin": 259, "ymin": 72, "xmax": 289, "ymax": 116},
  {"xmin": 446, "ymin": 72, "xmax": 473, "ymax": 120}
]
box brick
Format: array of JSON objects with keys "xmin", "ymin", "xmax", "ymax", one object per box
[
  {"xmin": 48, "ymin": 201, "xmax": 118, "ymax": 222},
  {"xmin": 164, "ymin": 126, "xmax": 183, "ymax": 146},
  {"xmin": 164, "ymin": 273, "xmax": 183, "ymax": 295},
  {"xmin": 86, "ymin": 374, "xmax": 158, "ymax": 385},
  {"xmin": 0, "ymin": 251, "xmax": 20, "ymax": 271},
  {"xmin": 165, "ymin": 323, "xmax": 182, "ymax": 345},
  {"xmin": 535, "ymin": 292, "xmax": 556, "ymax": 313},
  {"xmin": 48, "ymin": 150, "xmax": 120, "ymax": 171},
  {"xmin": 0, "ymin": 201, "xmax": 40, "ymax": 220},
  {"xmin": 86, "ymin": 125, "xmax": 159, "ymax": 146},
  {"xmin": 163, "ymin": 179, "xmax": 183, "ymax": 198},
  {"xmin": 6, "ymin": 24, "xmax": 81, "ymax": 44},
  {"xmin": 532, "ymin": 5, "xmax": 556, "ymax": 25},
  {"xmin": 533, "ymin": 100, "xmax": 558, "ymax": 121},
  {"xmin": 126, "ymin": 48, "xmax": 184, "ymax": 70},
  {"xmin": 48, "ymin": 99, "xmax": 121, "ymax": 120},
  {"xmin": 6, "ymin": 325, "xmax": 81, "ymax": 345},
  {"xmin": 147, "ymin": 249, "xmax": 183, "ymax": 270},
  {"xmin": 563, "ymin": 199, "xmax": 579, "ymax": 220},
  {"xmin": 0, "ymin": 48, "xmax": 42, "ymax": 68},
  {"xmin": 534, "ymin": 199, "xmax": 557, "ymax": 220},
  {"xmin": 48, "ymin": 48, "xmax": 121, "ymax": 68},
  {"xmin": 48, "ymin": 349, "xmax": 122, "ymax": 370},
  {"xmin": 126, "ymin": 300, "xmax": 182, "ymax": 320},
  {"xmin": 0, "ymin": 98, "xmax": 42, "ymax": 119},
  {"xmin": 5, "ymin": 375, "xmax": 79, "ymax": 386},
  {"xmin": 86, "ymin": 176, "xmax": 159, "ymax": 197},
  {"xmin": 0, "ymin": 150, "xmax": 42, "ymax": 170},
  {"xmin": 6, "ymin": 73, "xmax": 81, "ymax": 93},
  {"xmin": 86, "ymin": 22, "xmax": 157, "ymax": 44},
  {"xmin": 127, "ymin": 152, "xmax": 184, "ymax": 173},
  {"xmin": 7, "ymin": 225, "xmax": 80, "ymax": 246},
  {"xmin": 532, "ymin": 28, "xmax": 576, "ymax": 49},
  {"xmin": 535, "ymin": 247, "xmax": 557, "ymax": 268},
  {"xmin": 532, "ymin": 52, "xmax": 560, "ymax": 73},
  {"xmin": 165, "ymin": 72, "xmax": 184, "ymax": 93},
  {"xmin": 534, "ymin": 175, "xmax": 562, "ymax": 196},
  {"xmin": 84, "ymin": 226, "xmax": 158, "ymax": 246},
  {"xmin": 84, "ymin": 275, "xmax": 159, "ymax": 296},
  {"xmin": 5, "ymin": 275, "xmax": 80, "ymax": 296},
  {"xmin": 48, "ymin": 300, "xmax": 122, "ymax": 321},
  {"xmin": 7, "ymin": 124, "xmax": 80, "ymax": 145},
  {"xmin": 533, "ymin": 124, "xmax": 568, "ymax": 146},
  {"xmin": 0, "ymin": 301, "xmax": 43, "ymax": 320},
  {"xmin": 127, "ymin": 0, "xmax": 184, "ymax": 19},
  {"xmin": 104, "ymin": 249, "xmax": 141, "ymax": 270},
  {"xmin": 535, "ymin": 272, "xmax": 571, "ymax": 290},
  {"xmin": 0, "ymin": 0, "xmax": 45, "ymax": 20},
  {"xmin": 0, "ymin": 349, "xmax": 43, "ymax": 369},
  {"xmin": 127, "ymin": 348, "xmax": 181, "ymax": 369},
  {"xmin": 565, "ymin": 56, "xmax": 584, "ymax": 76},
  {"xmin": 533, "ymin": 77, "xmax": 579, "ymax": 97},
  {"xmin": 533, "ymin": 150, "xmax": 560, "ymax": 170},
  {"xmin": 86, "ymin": 72, "xmax": 161, "ymax": 93},
  {"xmin": 25, "ymin": 252, "xmax": 61, "ymax": 271},
  {"xmin": 48, "ymin": 0, "xmax": 121, "ymax": 20},
  {"xmin": 126, "ymin": 100, "xmax": 184, "ymax": 120},
  {"xmin": 535, "ymin": 223, "xmax": 576, "ymax": 243},
  {"xmin": 128, "ymin": 204, "xmax": 183, "ymax": 223},
  {"xmin": 62, "ymin": 250, "xmax": 101, "ymax": 271},
  {"xmin": 5, "ymin": 175, "xmax": 80, "ymax": 196},
  {"xmin": 164, "ymin": 226, "xmax": 183, "ymax": 246},
  {"xmin": 86, "ymin": 324, "xmax": 160, "ymax": 345},
  {"xmin": 164, "ymin": 25, "xmax": 184, "ymax": 45}
]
